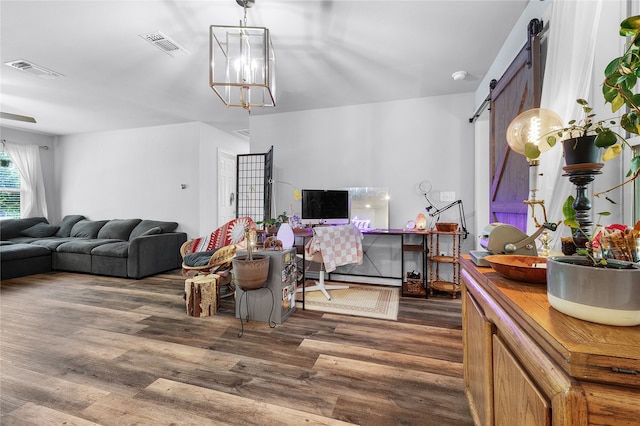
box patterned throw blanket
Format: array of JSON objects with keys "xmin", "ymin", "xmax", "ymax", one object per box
[
  {"xmin": 305, "ymin": 224, "xmax": 364, "ymax": 272},
  {"xmin": 189, "ymin": 216, "xmax": 254, "ymax": 253}
]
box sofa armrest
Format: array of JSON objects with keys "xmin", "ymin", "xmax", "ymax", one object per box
[{"xmin": 128, "ymin": 232, "xmax": 188, "ymax": 279}]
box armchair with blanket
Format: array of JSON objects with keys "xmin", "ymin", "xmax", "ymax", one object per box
[{"xmin": 180, "ymin": 217, "xmax": 256, "ymax": 296}]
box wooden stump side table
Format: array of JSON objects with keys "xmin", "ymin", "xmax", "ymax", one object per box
[{"xmin": 185, "ymin": 274, "xmax": 219, "ymax": 317}]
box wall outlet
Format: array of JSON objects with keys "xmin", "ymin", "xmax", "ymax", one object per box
[{"xmin": 440, "ymin": 191, "xmax": 455, "ymax": 202}]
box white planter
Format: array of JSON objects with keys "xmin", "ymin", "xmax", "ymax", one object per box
[{"xmin": 547, "ymin": 256, "xmax": 640, "ymax": 326}]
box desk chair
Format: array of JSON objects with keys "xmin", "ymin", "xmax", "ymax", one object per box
[
  {"xmin": 302, "ymin": 250, "xmax": 349, "ymax": 300},
  {"xmin": 298, "ymin": 224, "xmax": 363, "ymax": 300}
]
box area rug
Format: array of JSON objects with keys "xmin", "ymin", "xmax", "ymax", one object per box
[{"xmin": 297, "ymin": 283, "xmax": 399, "ymax": 321}]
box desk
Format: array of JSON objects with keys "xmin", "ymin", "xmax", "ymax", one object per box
[
  {"xmin": 331, "ymin": 229, "xmax": 430, "ymax": 297},
  {"xmin": 265, "ymin": 228, "xmax": 436, "ymax": 304},
  {"xmin": 293, "ymin": 228, "xmax": 313, "ymax": 309}
]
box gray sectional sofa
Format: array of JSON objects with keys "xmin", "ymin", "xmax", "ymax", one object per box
[{"xmin": 0, "ymin": 215, "xmax": 187, "ymax": 280}]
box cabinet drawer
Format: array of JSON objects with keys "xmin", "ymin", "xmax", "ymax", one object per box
[
  {"xmin": 493, "ymin": 334, "xmax": 550, "ymax": 426},
  {"xmin": 463, "ymin": 288, "xmax": 495, "ymax": 426}
]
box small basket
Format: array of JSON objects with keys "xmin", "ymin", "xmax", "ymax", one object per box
[
  {"xmin": 435, "ymin": 222, "xmax": 458, "ymax": 232},
  {"xmin": 405, "ymin": 278, "xmax": 424, "ymax": 295}
]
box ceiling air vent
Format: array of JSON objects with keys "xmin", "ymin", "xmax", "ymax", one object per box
[
  {"xmin": 234, "ymin": 129, "xmax": 251, "ymax": 140},
  {"xmin": 139, "ymin": 31, "xmax": 190, "ymax": 57},
  {"xmin": 4, "ymin": 60, "xmax": 63, "ymax": 79}
]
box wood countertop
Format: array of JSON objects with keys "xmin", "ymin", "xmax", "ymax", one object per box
[{"xmin": 460, "ymin": 255, "xmax": 640, "ymax": 390}]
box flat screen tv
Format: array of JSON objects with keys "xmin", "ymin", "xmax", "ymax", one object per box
[{"xmin": 301, "ymin": 189, "xmax": 350, "ymax": 225}]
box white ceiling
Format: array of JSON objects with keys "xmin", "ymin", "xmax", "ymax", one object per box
[{"xmin": 0, "ymin": 0, "xmax": 530, "ymax": 137}]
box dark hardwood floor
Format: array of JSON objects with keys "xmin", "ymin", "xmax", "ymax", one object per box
[{"xmin": 0, "ymin": 271, "xmax": 473, "ymax": 425}]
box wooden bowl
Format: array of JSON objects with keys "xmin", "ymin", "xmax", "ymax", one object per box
[
  {"xmin": 435, "ymin": 222, "xmax": 458, "ymax": 232},
  {"xmin": 484, "ymin": 255, "xmax": 548, "ymax": 284}
]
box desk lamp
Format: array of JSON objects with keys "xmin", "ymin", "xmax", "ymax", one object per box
[
  {"xmin": 426, "ymin": 199, "xmax": 469, "ymax": 239},
  {"xmin": 506, "ymin": 108, "xmax": 564, "ymax": 255}
]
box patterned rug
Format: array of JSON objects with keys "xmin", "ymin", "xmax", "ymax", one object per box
[{"xmin": 297, "ymin": 283, "xmax": 399, "ymax": 321}]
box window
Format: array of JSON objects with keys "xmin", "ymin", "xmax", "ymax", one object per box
[{"xmin": 0, "ymin": 151, "xmax": 21, "ymax": 218}]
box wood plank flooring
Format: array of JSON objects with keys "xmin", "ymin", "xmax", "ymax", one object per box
[{"xmin": 0, "ymin": 271, "xmax": 472, "ymax": 425}]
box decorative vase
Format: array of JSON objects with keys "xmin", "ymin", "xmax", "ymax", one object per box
[
  {"xmin": 562, "ymin": 135, "xmax": 601, "ymax": 165},
  {"xmin": 232, "ymin": 255, "xmax": 270, "ymax": 290},
  {"xmin": 276, "ymin": 222, "xmax": 295, "ymax": 248},
  {"xmin": 546, "ymin": 256, "xmax": 640, "ymax": 326}
]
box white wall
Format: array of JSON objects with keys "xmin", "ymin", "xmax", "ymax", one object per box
[
  {"xmin": 54, "ymin": 122, "xmax": 248, "ymax": 238},
  {"xmin": 251, "ymin": 93, "xmax": 478, "ymax": 253},
  {"xmin": 0, "ymin": 126, "xmax": 56, "ymax": 219}
]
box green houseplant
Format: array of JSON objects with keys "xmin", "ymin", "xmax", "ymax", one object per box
[
  {"xmin": 599, "ymin": 14, "xmax": 640, "ymax": 195},
  {"xmin": 257, "ymin": 212, "xmax": 288, "ymax": 235},
  {"xmin": 524, "ymin": 16, "xmax": 640, "ymax": 178},
  {"xmin": 529, "ymin": 98, "xmax": 632, "ymax": 165},
  {"xmin": 545, "ymin": 15, "xmax": 640, "ymax": 327}
]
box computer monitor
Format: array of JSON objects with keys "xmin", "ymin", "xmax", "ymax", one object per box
[{"xmin": 301, "ymin": 189, "xmax": 350, "ymax": 225}]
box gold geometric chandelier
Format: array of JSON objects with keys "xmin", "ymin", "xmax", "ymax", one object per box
[{"xmin": 209, "ymin": 0, "xmax": 276, "ymax": 111}]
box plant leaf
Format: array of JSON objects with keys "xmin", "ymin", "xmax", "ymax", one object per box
[
  {"xmin": 604, "ymin": 57, "xmax": 621, "ymax": 77},
  {"xmin": 620, "ymin": 15, "xmax": 640, "ymax": 37},
  {"xmin": 594, "ymin": 129, "xmax": 617, "ymax": 147},
  {"xmin": 564, "ymin": 219, "xmax": 580, "ymax": 229},
  {"xmin": 611, "ymin": 93, "xmax": 625, "ymax": 112},
  {"xmin": 627, "ymin": 155, "xmax": 640, "ymax": 177},
  {"xmin": 562, "ymin": 196, "xmax": 576, "ymax": 222},
  {"xmin": 546, "ymin": 135, "xmax": 556, "ymax": 148},
  {"xmin": 621, "ymin": 112, "xmax": 640, "ymax": 135},
  {"xmin": 602, "ymin": 144, "xmax": 622, "ymax": 161},
  {"xmin": 524, "ymin": 142, "xmax": 541, "ymax": 159}
]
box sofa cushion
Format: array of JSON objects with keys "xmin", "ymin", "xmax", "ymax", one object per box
[
  {"xmin": 0, "ymin": 217, "xmax": 48, "ymax": 240},
  {"xmin": 97, "ymin": 218, "xmax": 142, "ymax": 241},
  {"xmin": 30, "ymin": 238, "xmax": 77, "ymax": 250},
  {"xmin": 183, "ymin": 249, "xmax": 220, "ymax": 267},
  {"xmin": 91, "ymin": 241, "xmax": 129, "ymax": 258},
  {"xmin": 70, "ymin": 220, "xmax": 108, "ymax": 239},
  {"xmin": 55, "ymin": 215, "xmax": 86, "ymax": 237},
  {"xmin": 21, "ymin": 222, "xmax": 60, "ymax": 238},
  {"xmin": 130, "ymin": 220, "xmax": 178, "ymax": 239},
  {"xmin": 139, "ymin": 226, "xmax": 162, "ymax": 236},
  {"xmin": 56, "ymin": 239, "xmax": 119, "ymax": 254},
  {"xmin": 0, "ymin": 243, "xmax": 50, "ymax": 261}
]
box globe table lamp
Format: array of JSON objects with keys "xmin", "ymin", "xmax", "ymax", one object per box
[{"xmin": 506, "ymin": 108, "xmax": 564, "ymax": 255}]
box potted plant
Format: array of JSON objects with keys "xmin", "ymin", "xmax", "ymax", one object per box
[
  {"xmin": 232, "ymin": 226, "xmax": 270, "ymax": 291},
  {"xmin": 548, "ymin": 196, "xmax": 639, "ymax": 326},
  {"xmin": 257, "ymin": 212, "xmax": 289, "ymax": 235},
  {"xmin": 544, "ymin": 16, "xmax": 640, "ymax": 327},
  {"xmin": 526, "ymin": 98, "xmax": 632, "ymax": 166},
  {"xmin": 599, "ymin": 14, "xmax": 640, "ymax": 196}
]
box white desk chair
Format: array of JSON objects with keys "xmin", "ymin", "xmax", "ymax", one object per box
[
  {"xmin": 297, "ymin": 224, "xmax": 363, "ymax": 300},
  {"xmin": 302, "ymin": 250, "xmax": 349, "ymax": 300}
]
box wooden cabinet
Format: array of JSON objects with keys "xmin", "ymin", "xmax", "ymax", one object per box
[
  {"xmin": 463, "ymin": 290, "xmax": 495, "ymax": 425},
  {"xmin": 461, "ymin": 255, "xmax": 640, "ymax": 426},
  {"xmin": 492, "ymin": 334, "xmax": 550, "ymax": 426},
  {"xmin": 428, "ymin": 230, "xmax": 462, "ymax": 297}
]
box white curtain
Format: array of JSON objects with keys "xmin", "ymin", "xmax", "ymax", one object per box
[
  {"xmin": 4, "ymin": 142, "xmax": 48, "ymax": 218},
  {"xmin": 534, "ymin": 0, "xmax": 603, "ymax": 250}
]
